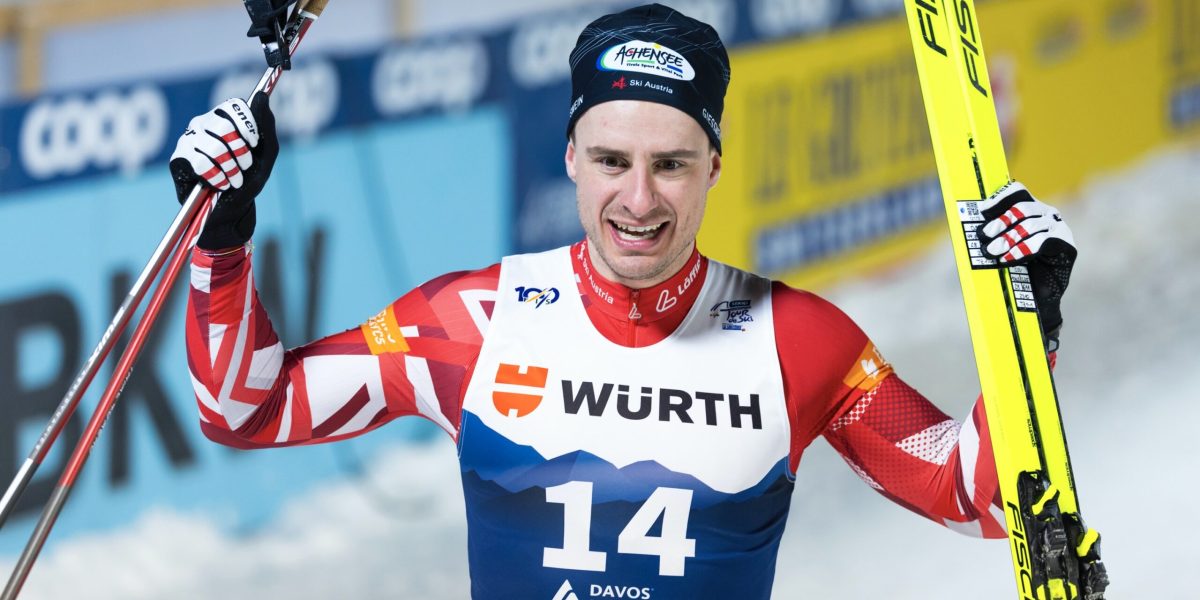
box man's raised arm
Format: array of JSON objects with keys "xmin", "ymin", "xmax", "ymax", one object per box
[{"xmin": 172, "ymin": 96, "xmax": 499, "ymax": 449}]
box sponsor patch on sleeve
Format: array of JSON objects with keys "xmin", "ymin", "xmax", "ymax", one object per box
[
  {"xmin": 361, "ymin": 305, "xmax": 410, "ymax": 355},
  {"xmin": 841, "ymin": 342, "xmax": 892, "ymax": 391}
]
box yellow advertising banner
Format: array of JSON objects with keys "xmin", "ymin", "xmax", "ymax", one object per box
[{"xmin": 700, "ymin": 0, "xmax": 1199, "ymax": 289}]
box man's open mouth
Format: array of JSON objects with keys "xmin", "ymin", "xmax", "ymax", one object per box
[{"xmin": 611, "ymin": 221, "xmax": 666, "ymax": 241}]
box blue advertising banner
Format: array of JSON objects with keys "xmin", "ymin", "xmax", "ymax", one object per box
[{"xmin": 0, "ymin": 31, "xmax": 507, "ymax": 195}]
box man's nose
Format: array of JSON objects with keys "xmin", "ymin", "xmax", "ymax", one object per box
[{"xmin": 622, "ymin": 165, "xmax": 658, "ymax": 218}]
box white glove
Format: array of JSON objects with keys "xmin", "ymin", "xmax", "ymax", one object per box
[
  {"xmin": 978, "ymin": 181, "xmax": 1078, "ymax": 344},
  {"xmin": 168, "ymin": 94, "xmax": 277, "ymax": 249},
  {"xmin": 979, "ymin": 181, "xmax": 1076, "ymax": 263},
  {"xmin": 170, "ymin": 97, "xmax": 260, "ymax": 193}
]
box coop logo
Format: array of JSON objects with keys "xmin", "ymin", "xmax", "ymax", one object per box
[
  {"xmin": 516, "ymin": 286, "xmax": 560, "ymax": 308},
  {"xmin": 710, "ymin": 299, "xmax": 753, "ymax": 331},
  {"xmin": 372, "ymin": 38, "xmax": 488, "ymax": 116},
  {"xmin": 852, "ymin": 0, "xmax": 903, "ymax": 18},
  {"xmin": 213, "ymin": 58, "xmax": 339, "ymax": 139},
  {"xmin": 598, "ymin": 41, "xmax": 695, "ymax": 81},
  {"xmin": 492, "ymin": 363, "xmax": 550, "ymax": 418},
  {"xmin": 750, "ymin": 0, "xmax": 837, "ymax": 38},
  {"xmin": 19, "ymin": 86, "xmax": 168, "ymax": 180},
  {"xmin": 510, "ymin": 12, "xmax": 599, "ymax": 88}
]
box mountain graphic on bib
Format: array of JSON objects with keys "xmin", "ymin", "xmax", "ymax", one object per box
[{"xmin": 460, "ymin": 411, "xmax": 787, "ymax": 507}]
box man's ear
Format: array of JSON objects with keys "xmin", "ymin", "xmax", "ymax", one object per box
[
  {"xmin": 565, "ymin": 138, "xmax": 577, "ymax": 182},
  {"xmin": 707, "ymin": 149, "xmax": 722, "ymax": 190}
]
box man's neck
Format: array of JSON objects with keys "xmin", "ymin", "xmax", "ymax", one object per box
[
  {"xmin": 571, "ymin": 240, "xmax": 708, "ymax": 326},
  {"xmin": 588, "ymin": 240, "xmax": 697, "ymax": 290}
]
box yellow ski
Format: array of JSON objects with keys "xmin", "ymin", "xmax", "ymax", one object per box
[{"xmin": 903, "ymin": 1, "xmax": 1108, "ymax": 598}]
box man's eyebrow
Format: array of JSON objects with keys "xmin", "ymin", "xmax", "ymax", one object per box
[
  {"xmin": 651, "ymin": 149, "xmax": 700, "ymax": 160},
  {"xmin": 586, "ymin": 146, "xmax": 629, "ymax": 159},
  {"xmin": 584, "ymin": 146, "xmax": 700, "ymax": 160}
]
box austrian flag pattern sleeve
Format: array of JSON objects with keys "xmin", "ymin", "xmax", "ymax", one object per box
[
  {"xmin": 771, "ymin": 283, "xmax": 1007, "ymax": 539},
  {"xmin": 185, "ymin": 245, "xmax": 498, "ymax": 448}
]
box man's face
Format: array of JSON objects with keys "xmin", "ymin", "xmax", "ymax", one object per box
[{"xmin": 566, "ymin": 100, "xmax": 721, "ymax": 288}]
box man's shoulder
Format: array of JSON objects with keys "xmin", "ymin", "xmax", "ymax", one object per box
[
  {"xmin": 764, "ymin": 278, "xmax": 865, "ymax": 339},
  {"xmin": 707, "ymin": 261, "xmax": 834, "ymax": 310},
  {"xmin": 501, "ymin": 244, "xmax": 577, "ymax": 264},
  {"xmin": 411, "ymin": 245, "xmax": 578, "ymax": 303},
  {"xmin": 417, "ymin": 262, "xmax": 503, "ymax": 298},
  {"xmin": 696, "ymin": 259, "xmax": 857, "ymax": 332}
]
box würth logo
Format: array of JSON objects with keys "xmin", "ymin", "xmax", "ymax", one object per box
[
  {"xmin": 562, "ymin": 380, "xmax": 763, "ymax": 429},
  {"xmin": 492, "ymin": 363, "xmax": 549, "ymax": 418}
]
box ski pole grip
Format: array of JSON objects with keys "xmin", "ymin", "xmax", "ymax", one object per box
[{"xmin": 300, "ymin": 0, "xmax": 330, "ymax": 16}]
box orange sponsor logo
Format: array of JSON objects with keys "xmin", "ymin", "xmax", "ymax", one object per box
[
  {"xmin": 361, "ymin": 306, "xmax": 410, "ymax": 355},
  {"xmin": 841, "ymin": 342, "xmax": 892, "ymax": 391},
  {"xmin": 493, "ymin": 363, "xmax": 549, "ymax": 417}
]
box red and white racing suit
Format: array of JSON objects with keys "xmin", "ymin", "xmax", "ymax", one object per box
[{"xmin": 187, "ymin": 239, "xmax": 1007, "ymax": 598}]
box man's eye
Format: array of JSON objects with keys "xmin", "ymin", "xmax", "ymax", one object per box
[
  {"xmin": 600, "ymin": 156, "xmax": 625, "ymax": 169},
  {"xmin": 658, "ymin": 160, "xmax": 682, "ymax": 171}
]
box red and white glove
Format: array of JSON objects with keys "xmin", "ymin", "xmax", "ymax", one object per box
[
  {"xmin": 979, "ymin": 181, "xmax": 1077, "ymax": 346},
  {"xmin": 169, "ymin": 94, "xmax": 277, "ymax": 250}
]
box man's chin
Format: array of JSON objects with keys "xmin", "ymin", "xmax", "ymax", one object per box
[
  {"xmin": 586, "ymin": 233, "xmax": 689, "ymax": 286},
  {"xmin": 598, "ymin": 252, "xmax": 671, "ymax": 285}
]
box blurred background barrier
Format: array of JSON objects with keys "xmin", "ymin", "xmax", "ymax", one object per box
[
  {"xmin": 0, "ymin": 0, "xmax": 1197, "ymax": 596},
  {"xmin": 701, "ymin": 0, "xmax": 1200, "ymax": 288}
]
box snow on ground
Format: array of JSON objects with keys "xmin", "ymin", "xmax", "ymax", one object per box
[{"xmin": 3, "ymin": 145, "xmax": 1197, "ymax": 598}]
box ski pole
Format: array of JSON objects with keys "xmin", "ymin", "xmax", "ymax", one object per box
[
  {"xmin": 0, "ymin": 186, "xmax": 206, "ymax": 532},
  {"xmin": 0, "ymin": 3, "xmax": 330, "ymax": 536},
  {"xmin": 1, "ymin": 185, "xmax": 211, "ymax": 600},
  {"xmin": 0, "ymin": 0, "xmax": 334, "ymax": 533},
  {"xmin": 1, "ymin": 1, "xmax": 330, "ymax": 596}
]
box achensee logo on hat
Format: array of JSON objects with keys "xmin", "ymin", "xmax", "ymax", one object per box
[
  {"xmin": 597, "ymin": 40, "xmax": 696, "ymax": 81},
  {"xmin": 567, "ymin": 4, "xmax": 730, "ymax": 152}
]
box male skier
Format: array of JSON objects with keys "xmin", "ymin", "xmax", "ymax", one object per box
[{"xmin": 170, "ymin": 4, "xmax": 1078, "ymax": 598}]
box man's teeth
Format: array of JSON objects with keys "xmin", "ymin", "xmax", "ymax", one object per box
[{"xmin": 613, "ymin": 222, "xmax": 664, "ymax": 240}]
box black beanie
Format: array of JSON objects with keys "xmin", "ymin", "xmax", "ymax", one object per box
[{"xmin": 566, "ymin": 3, "xmax": 731, "ymax": 153}]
